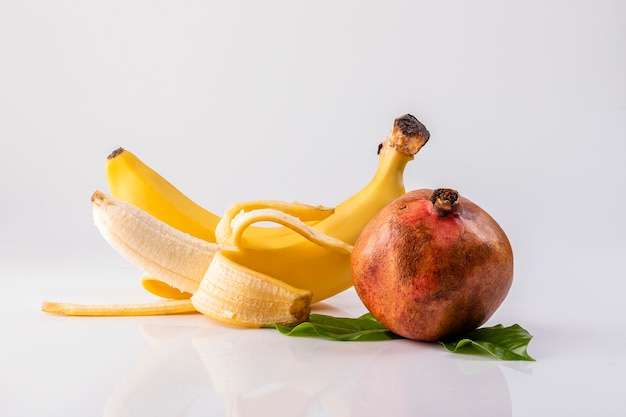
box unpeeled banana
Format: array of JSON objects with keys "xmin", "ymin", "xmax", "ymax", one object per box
[
  {"xmin": 42, "ymin": 114, "xmax": 430, "ymax": 327},
  {"xmin": 105, "ymin": 147, "xmax": 335, "ymax": 242}
]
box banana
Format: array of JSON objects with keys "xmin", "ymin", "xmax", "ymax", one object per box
[
  {"xmin": 42, "ymin": 114, "xmax": 430, "ymax": 327},
  {"xmin": 105, "ymin": 147, "xmax": 334, "ymax": 242},
  {"xmin": 43, "ymin": 191, "xmax": 320, "ymax": 325},
  {"xmin": 212, "ymin": 114, "xmax": 430, "ymax": 303},
  {"xmin": 105, "ymin": 147, "xmax": 221, "ymax": 242},
  {"xmin": 106, "ymin": 148, "xmax": 334, "ymax": 299},
  {"xmin": 191, "ymin": 252, "xmax": 314, "ymax": 327},
  {"xmin": 91, "ymin": 189, "xmax": 218, "ymax": 295}
]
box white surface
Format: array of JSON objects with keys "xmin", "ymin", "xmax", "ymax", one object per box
[
  {"xmin": 1, "ymin": 1, "xmax": 625, "ymax": 416},
  {"xmin": 1, "ymin": 245, "xmax": 625, "ymax": 417}
]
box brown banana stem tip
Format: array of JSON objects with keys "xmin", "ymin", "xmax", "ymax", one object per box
[
  {"xmin": 381, "ymin": 114, "xmax": 430, "ymax": 156},
  {"xmin": 430, "ymin": 188, "xmax": 459, "ymax": 217},
  {"xmin": 107, "ymin": 147, "xmax": 125, "ymax": 159},
  {"xmin": 91, "ymin": 190, "xmax": 106, "ymax": 205},
  {"xmin": 396, "ymin": 114, "xmax": 429, "ymax": 140}
]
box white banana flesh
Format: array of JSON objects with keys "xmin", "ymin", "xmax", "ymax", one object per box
[
  {"xmin": 191, "ymin": 252, "xmax": 313, "ymax": 327},
  {"xmin": 91, "ymin": 190, "xmax": 218, "ymax": 296}
]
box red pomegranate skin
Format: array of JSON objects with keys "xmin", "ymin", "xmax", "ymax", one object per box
[{"xmin": 351, "ymin": 189, "xmax": 513, "ymax": 341}]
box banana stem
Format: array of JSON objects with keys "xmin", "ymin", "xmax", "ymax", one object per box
[
  {"xmin": 380, "ymin": 114, "xmax": 430, "ymax": 157},
  {"xmin": 361, "ymin": 113, "xmax": 430, "ymax": 194}
]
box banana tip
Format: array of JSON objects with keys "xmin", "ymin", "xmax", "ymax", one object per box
[
  {"xmin": 107, "ymin": 147, "xmax": 125, "ymax": 159},
  {"xmin": 394, "ymin": 114, "xmax": 429, "ymax": 142},
  {"xmin": 42, "ymin": 301, "xmax": 64, "ymax": 315},
  {"xmin": 383, "ymin": 114, "xmax": 430, "ymax": 156},
  {"xmin": 91, "ymin": 190, "xmax": 106, "ymax": 205}
]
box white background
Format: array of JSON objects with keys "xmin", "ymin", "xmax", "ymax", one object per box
[{"xmin": 1, "ymin": 1, "xmax": 625, "ymax": 416}]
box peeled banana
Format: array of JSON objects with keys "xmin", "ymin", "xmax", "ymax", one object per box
[
  {"xmin": 91, "ymin": 189, "xmax": 217, "ymax": 295},
  {"xmin": 42, "ymin": 114, "xmax": 430, "ymax": 327},
  {"xmin": 192, "ymin": 252, "xmax": 314, "ymax": 327}
]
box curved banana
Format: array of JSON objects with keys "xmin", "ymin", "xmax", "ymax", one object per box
[
  {"xmin": 43, "ymin": 114, "xmax": 430, "ymax": 327},
  {"xmin": 213, "ymin": 114, "xmax": 430, "ymax": 303},
  {"xmin": 105, "ymin": 148, "xmax": 334, "ymax": 242},
  {"xmin": 106, "ymin": 149, "xmax": 335, "ymax": 299},
  {"xmin": 105, "ymin": 147, "xmax": 221, "ymax": 242}
]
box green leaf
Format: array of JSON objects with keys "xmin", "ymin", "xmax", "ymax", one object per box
[
  {"xmin": 265, "ymin": 314, "xmax": 535, "ymax": 361},
  {"xmin": 439, "ymin": 324, "xmax": 535, "ymax": 361},
  {"xmin": 262, "ymin": 313, "xmax": 402, "ymax": 341}
]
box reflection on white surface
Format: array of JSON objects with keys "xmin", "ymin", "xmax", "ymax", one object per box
[
  {"xmin": 103, "ymin": 317, "xmax": 513, "ymax": 417},
  {"xmin": 103, "ymin": 324, "xmax": 211, "ymax": 417},
  {"xmin": 5, "ymin": 268, "xmax": 626, "ymax": 416}
]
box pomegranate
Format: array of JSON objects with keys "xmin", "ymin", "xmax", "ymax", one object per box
[{"xmin": 350, "ymin": 188, "xmax": 513, "ymax": 341}]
